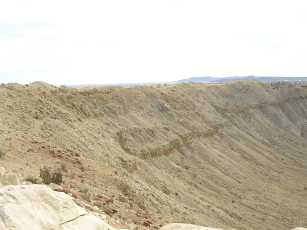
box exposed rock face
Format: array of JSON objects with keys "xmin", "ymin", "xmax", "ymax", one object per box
[{"xmin": 0, "ymin": 184, "xmax": 115, "ymax": 230}]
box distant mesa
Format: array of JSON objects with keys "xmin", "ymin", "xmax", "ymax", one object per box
[
  {"xmin": 176, "ymin": 76, "xmax": 307, "ymax": 83},
  {"xmin": 61, "ymin": 76, "xmax": 307, "ymax": 88}
]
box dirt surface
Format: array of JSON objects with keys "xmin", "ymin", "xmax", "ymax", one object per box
[{"xmin": 0, "ymin": 80, "xmax": 307, "ymax": 230}]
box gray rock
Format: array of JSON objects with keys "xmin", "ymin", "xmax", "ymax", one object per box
[
  {"xmin": 0, "ymin": 174, "xmax": 20, "ymax": 186},
  {"xmin": 27, "ymin": 147, "xmax": 35, "ymax": 152},
  {"xmin": 83, "ymin": 192, "xmax": 92, "ymax": 202}
]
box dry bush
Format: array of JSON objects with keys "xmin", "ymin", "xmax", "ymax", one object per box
[
  {"xmin": 40, "ymin": 167, "xmax": 63, "ymax": 185},
  {"xmin": 118, "ymin": 181, "xmax": 131, "ymax": 196},
  {"xmin": 25, "ymin": 176, "xmax": 38, "ymax": 184},
  {"xmin": 0, "ymin": 150, "xmax": 5, "ymax": 159},
  {"xmin": 130, "ymin": 161, "xmax": 138, "ymax": 171},
  {"xmin": 162, "ymin": 186, "xmax": 171, "ymax": 195}
]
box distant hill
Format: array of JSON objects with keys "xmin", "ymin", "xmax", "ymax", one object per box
[
  {"xmin": 177, "ymin": 75, "xmax": 307, "ymax": 83},
  {"xmin": 62, "ymin": 76, "xmax": 307, "ymax": 88},
  {"xmin": 176, "ymin": 76, "xmax": 239, "ymax": 82}
]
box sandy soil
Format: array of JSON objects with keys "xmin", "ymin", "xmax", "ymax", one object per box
[{"xmin": 0, "ymin": 80, "xmax": 306, "ymax": 230}]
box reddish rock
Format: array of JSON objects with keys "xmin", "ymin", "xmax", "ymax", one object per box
[
  {"xmin": 102, "ymin": 206, "xmax": 113, "ymax": 216},
  {"xmin": 108, "ymin": 205, "xmax": 118, "ymax": 214},
  {"xmin": 92, "ymin": 196, "xmax": 107, "ymax": 205},
  {"xmin": 143, "ymin": 220, "xmax": 152, "ymax": 227},
  {"xmin": 76, "ymin": 173, "xmax": 83, "ymax": 178},
  {"xmin": 53, "ymin": 188, "xmax": 81, "ymax": 199},
  {"xmin": 75, "ymin": 159, "xmax": 82, "ymax": 165},
  {"xmin": 93, "ymin": 201, "xmax": 104, "ymax": 208},
  {"xmin": 96, "ymin": 195, "xmax": 112, "ymax": 204}
]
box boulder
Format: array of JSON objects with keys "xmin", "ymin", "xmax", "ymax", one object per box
[
  {"xmin": 61, "ymin": 215, "xmax": 114, "ymax": 230},
  {"xmin": 83, "ymin": 191, "xmax": 92, "ymax": 202},
  {"xmin": 0, "ymin": 173, "xmax": 20, "ymax": 186},
  {"xmin": 0, "ymin": 184, "xmax": 116, "ymax": 230}
]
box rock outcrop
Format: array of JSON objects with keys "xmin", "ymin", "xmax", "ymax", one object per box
[{"xmin": 0, "ymin": 184, "xmax": 115, "ymax": 230}]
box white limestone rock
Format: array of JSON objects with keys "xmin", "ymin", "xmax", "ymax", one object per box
[
  {"xmin": 0, "ymin": 184, "xmax": 115, "ymax": 230},
  {"xmin": 61, "ymin": 215, "xmax": 114, "ymax": 230}
]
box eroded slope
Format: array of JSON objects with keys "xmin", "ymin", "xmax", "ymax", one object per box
[{"xmin": 0, "ymin": 80, "xmax": 306, "ymax": 230}]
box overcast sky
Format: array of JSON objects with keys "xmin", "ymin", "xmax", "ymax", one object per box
[{"xmin": 0, "ymin": 0, "xmax": 306, "ymax": 85}]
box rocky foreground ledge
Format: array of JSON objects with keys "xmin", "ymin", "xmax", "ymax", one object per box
[
  {"xmin": 0, "ymin": 169, "xmax": 306, "ymax": 230},
  {"xmin": 0, "ymin": 182, "xmax": 227, "ymax": 230}
]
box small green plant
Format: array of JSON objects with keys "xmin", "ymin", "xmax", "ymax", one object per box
[{"xmin": 40, "ymin": 167, "xmax": 63, "ymax": 185}]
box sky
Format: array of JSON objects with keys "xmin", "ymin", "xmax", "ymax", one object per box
[{"xmin": 0, "ymin": 0, "xmax": 307, "ymax": 85}]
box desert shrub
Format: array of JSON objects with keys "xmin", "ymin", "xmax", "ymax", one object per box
[
  {"xmin": 118, "ymin": 181, "xmax": 131, "ymax": 196},
  {"xmin": 25, "ymin": 176, "xmax": 38, "ymax": 184},
  {"xmin": 162, "ymin": 186, "xmax": 171, "ymax": 195},
  {"xmin": 130, "ymin": 161, "xmax": 138, "ymax": 171},
  {"xmin": 61, "ymin": 164, "xmax": 67, "ymax": 171},
  {"xmin": 0, "ymin": 150, "xmax": 5, "ymax": 159},
  {"xmin": 40, "ymin": 167, "xmax": 63, "ymax": 185}
]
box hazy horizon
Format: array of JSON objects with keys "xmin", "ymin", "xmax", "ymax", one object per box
[
  {"xmin": 3, "ymin": 75, "xmax": 307, "ymax": 87},
  {"xmin": 1, "ymin": 0, "xmax": 307, "ymax": 85}
]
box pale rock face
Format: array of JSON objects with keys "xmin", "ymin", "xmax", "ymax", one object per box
[
  {"xmin": 0, "ymin": 185, "xmax": 116, "ymax": 230},
  {"xmin": 61, "ymin": 215, "xmax": 114, "ymax": 230},
  {"xmin": 160, "ymin": 223, "xmax": 232, "ymax": 230}
]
